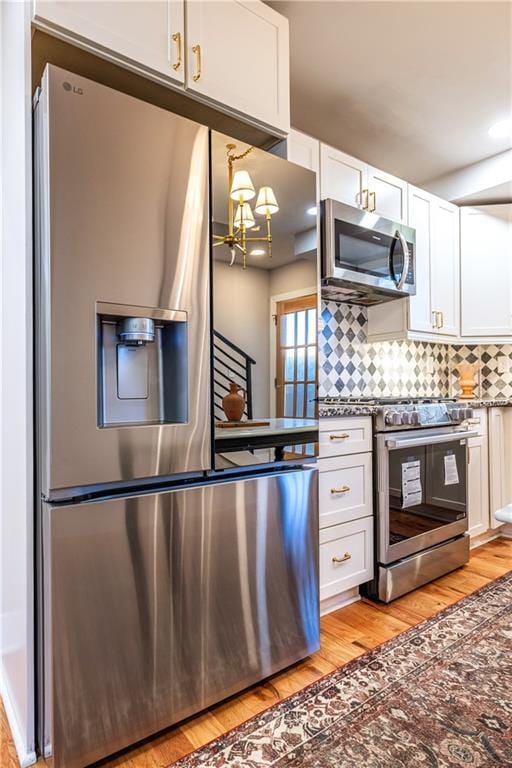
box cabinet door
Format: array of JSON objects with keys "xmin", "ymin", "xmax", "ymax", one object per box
[
  {"xmin": 367, "ymin": 166, "xmax": 408, "ymax": 224},
  {"xmin": 407, "ymin": 186, "xmax": 434, "ymax": 334},
  {"xmin": 33, "ymin": 1, "xmax": 185, "ymax": 83},
  {"xmin": 186, "ymin": 0, "xmax": 290, "ymax": 132},
  {"xmin": 467, "ymin": 435, "xmax": 490, "ymax": 538},
  {"xmin": 461, "ymin": 206, "xmax": 512, "ymax": 337},
  {"xmin": 320, "ymin": 144, "xmax": 367, "ymax": 207},
  {"xmin": 430, "ymin": 198, "xmax": 460, "ymax": 336},
  {"xmin": 287, "ymin": 129, "xmax": 320, "ymax": 174}
]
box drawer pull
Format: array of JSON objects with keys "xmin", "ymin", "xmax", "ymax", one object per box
[
  {"xmin": 332, "ymin": 552, "xmax": 351, "ymax": 564},
  {"xmin": 330, "ymin": 485, "xmax": 350, "ymax": 495},
  {"xmin": 329, "ymin": 433, "xmax": 350, "ymax": 440}
]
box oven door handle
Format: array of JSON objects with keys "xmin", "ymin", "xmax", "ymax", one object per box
[{"xmin": 385, "ymin": 430, "xmax": 479, "ymax": 449}]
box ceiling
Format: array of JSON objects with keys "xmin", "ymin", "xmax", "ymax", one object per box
[{"xmin": 268, "ymin": 0, "xmax": 512, "ymax": 185}]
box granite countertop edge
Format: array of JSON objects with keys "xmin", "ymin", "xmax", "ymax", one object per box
[{"xmin": 318, "ymin": 399, "xmax": 512, "ymax": 418}]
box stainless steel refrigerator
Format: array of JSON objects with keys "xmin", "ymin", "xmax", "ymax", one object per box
[{"xmin": 34, "ymin": 65, "xmax": 319, "ymax": 768}]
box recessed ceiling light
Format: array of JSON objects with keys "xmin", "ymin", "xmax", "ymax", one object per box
[
  {"xmin": 307, "ymin": 206, "xmax": 317, "ymax": 216},
  {"xmin": 250, "ymin": 248, "xmax": 265, "ymax": 256},
  {"xmin": 488, "ymin": 118, "xmax": 512, "ymax": 139}
]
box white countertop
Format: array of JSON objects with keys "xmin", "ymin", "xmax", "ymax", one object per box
[{"xmin": 215, "ymin": 417, "xmax": 317, "ymax": 439}]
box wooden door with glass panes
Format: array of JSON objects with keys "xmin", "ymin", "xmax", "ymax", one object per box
[{"xmin": 276, "ymin": 294, "xmax": 317, "ymax": 455}]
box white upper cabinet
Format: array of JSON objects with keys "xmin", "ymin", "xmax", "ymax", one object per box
[
  {"xmin": 407, "ymin": 185, "xmax": 433, "ymax": 334},
  {"xmin": 367, "ymin": 166, "xmax": 408, "ymax": 224},
  {"xmin": 33, "ymin": 0, "xmax": 185, "ymax": 84},
  {"xmin": 368, "ymin": 189, "xmax": 460, "ymax": 341},
  {"xmin": 430, "ymin": 198, "xmax": 459, "ymax": 337},
  {"xmin": 320, "ymin": 144, "xmax": 367, "ymax": 208},
  {"xmin": 32, "ymin": 0, "xmax": 290, "ymax": 134},
  {"xmin": 287, "ymin": 129, "xmax": 320, "ymax": 174},
  {"xmin": 186, "ymin": 0, "xmax": 290, "ymax": 132},
  {"xmin": 461, "ymin": 205, "xmax": 512, "ymax": 337},
  {"xmin": 319, "ymin": 145, "xmax": 408, "ymax": 224}
]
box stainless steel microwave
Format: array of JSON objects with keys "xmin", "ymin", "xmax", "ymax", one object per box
[{"xmin": 321, "ymin": 199, "xmax": 416, "ymax": 305}]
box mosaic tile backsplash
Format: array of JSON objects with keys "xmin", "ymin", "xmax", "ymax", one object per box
[{"xmin": 319, "ymin": 301, "xmax": 512, "ymax": 400}]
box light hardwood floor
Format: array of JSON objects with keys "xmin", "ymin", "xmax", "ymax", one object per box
[{"xmin": 1, "ymin": 537, "xmax": 511, "ymax": 768}]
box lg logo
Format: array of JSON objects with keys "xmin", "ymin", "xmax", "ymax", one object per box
[{"xmin": 62, "ymin": 82, "xmax": 84, "ymax": 95}]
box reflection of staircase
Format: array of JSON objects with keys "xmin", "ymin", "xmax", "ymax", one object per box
[{"xmin": 213, "ymin": 330, "xmax": 255, "ymax": 422}]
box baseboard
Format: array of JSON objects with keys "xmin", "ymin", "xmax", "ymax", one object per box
[
  {"xmin": 0, "ymin": 665, "xmax": 37, "ymax": 768},
  {"xmin": 470, "ymin": 528, "xmax": 503, "ymax": 549},
  {"xmin": 320, "ymin": 586, "xmax": 360, "ymax": 616},
  {"xmin": 499, "ymin": 523, "xmax": 512, "ymax": 538}
]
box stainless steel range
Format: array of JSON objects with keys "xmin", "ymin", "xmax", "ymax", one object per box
[{"xmin": 323, "ymin": 397, "xmax": 478, "ymax": 602}]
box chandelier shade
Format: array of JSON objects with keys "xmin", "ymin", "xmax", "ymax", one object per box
[
  {"xmin": 230, "ymin": 170, "xmax": 256, "ymax": 203},
  {"xmin": 255, "ymin": 186, "xmax": 279, "ymax": 216},
  {"xmin": 234, "ymin": 202, "xmax": 256, "ymax": 230}
]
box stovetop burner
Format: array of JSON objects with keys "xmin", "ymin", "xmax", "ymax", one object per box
[{"xmin": 320, "ymin": 396, "xmax": 458, "ymax": 406}]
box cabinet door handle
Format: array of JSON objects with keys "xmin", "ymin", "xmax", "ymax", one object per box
[
  {"xmin": 171, "ymin": 32, "xmax": 182, "ymax": 71},
  {"xmin": 440, "ymin": 311, "xmax": 444, "ymax": 329},
  {"xmin": 360, "ymin": 188, "xmax": 369, "ymax": 210},
  {"xmin": 329, "ymin": 433, "xmax": 350, "ymax": 440},
  {"xmin": 432, "ymin": 310, "xmax": 438, "ymax": 328},
  {"xmin": 369, "ymin": 191, "xmax": 377, "ymax": 212},
  {"xmin": 332, "ymin": 552, "xmax": 351, "ymax": 564},
  {"xmin": 192, "ymin": 44, "xmax": 202, "ymax": 81},
  {"xmin": 330, "ymin": 485, "xmax": 350, "ymax": 495}
]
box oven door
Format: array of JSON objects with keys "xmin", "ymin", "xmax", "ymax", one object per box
[
  {"xmin": 322, "ymin": 199, "xmax": 415, "ymax": 296},
  {"xmin": 376, "ymin": 428, "xmax": 478, "ymax": 565}
]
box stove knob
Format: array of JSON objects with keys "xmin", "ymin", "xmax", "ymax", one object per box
[
  {"xmin": 401, "ymin": 411, "xmax": 414, "ymax": 425},
  {"xmin": 385, "ymin": 410, "xmax": 402, "ymax": 426},
  {"xmin": 463, "ymin": 408, "xmax": 474, "ymax": 420},
  {"xmin": 449, "ymin": 408, "xmax": 462, "ymax": 421},
  {"xmin": 410, "ymin": 410, "xmax": 420, "ymax": 425}
]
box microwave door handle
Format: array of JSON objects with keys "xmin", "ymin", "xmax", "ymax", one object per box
[
  {"xmin": 393, "ymin": 230, "xmax": 410, "ymax": 291},
  {"xmin": 385, "ymin": 429, "xmax": 479, "ymax": 450}
]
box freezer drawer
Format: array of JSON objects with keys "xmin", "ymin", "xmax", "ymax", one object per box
[{"xmin": 41, "ymin": 470, "xmax": 319, "ymax": 768}]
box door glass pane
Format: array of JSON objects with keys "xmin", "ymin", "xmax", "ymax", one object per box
[
  {"xmin": 306, "ymin": 383, "xmax": 316, "ymax": 417},
  {"xmin": 282, "ymin": 314, "xmax": 295, "ymax": 346},
  {"xmin": 284, "ymin": 350, "xmax": 294, "ymax": 381},
  {"xmin": 295, "ymin": 384, "xmax": 305, "ymax": 418},
  {"xmin": 296, "ymin": 348, "xmax": 305, "ymax": 381},
  {"xmin": 284, "ymin": 384, "xmax": 294, "ymax": 417},
  {"xmin": 307, "ymin": 346, "xmax": 316, "ymax": 380},
  {"xmin": 307, "ymin": 308, "xmax": 316, "ymax": 345},
  {"xmin": 296, "ymin": 311, "xmax": 306, "ymax": 346}
]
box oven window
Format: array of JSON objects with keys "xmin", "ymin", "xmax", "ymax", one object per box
[
  {"xmin": 334, "ymin": 219, "xmax": 413, "ymax": 284},
  {"xmin": 387, "ymin": 441, "xmax": 467, "ymax": 547}
]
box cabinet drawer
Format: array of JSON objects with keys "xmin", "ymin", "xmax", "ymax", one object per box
[
  {"xmin": 319, "ymin": 417, "xmax": 372, "ymax": 457},
  {"xmin": 319, "ymin": 454, "xmax": 372, "ymax": 528},
  {"xmin": 319, "ymin": 517, "xmax": 373, "ymax": 600}
]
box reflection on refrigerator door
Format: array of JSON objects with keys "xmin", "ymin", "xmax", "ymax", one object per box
[{"xmin": 43, "ymin": 470, "xmax": 319, "ymax": 768}]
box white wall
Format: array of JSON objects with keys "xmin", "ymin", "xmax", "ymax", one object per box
[
  {"xmin": 0, "ymin": 2, "xmax": 36, "ymax": 765},
  {"xmin": 269, "ymin": 258, "xmax": 316, "ymax": 297},
  {"xmin": 423, "ymin": 150, "xmax": 512, "ymax": 204},
  {"xmin": 213, "ymin": 262, "xmax": 271, "ymax": 418}
]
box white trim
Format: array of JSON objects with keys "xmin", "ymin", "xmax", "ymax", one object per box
[
  {"xmin": 0, "ymin": 665, "xmax": 37, "ymax": 768},
  {"xmin": 269, "ymin": 286, "xmax": 317, "ymax": 418},
  {"xmin": 320, "ymin": 586, "xmax": 360, "ymax": 616}
]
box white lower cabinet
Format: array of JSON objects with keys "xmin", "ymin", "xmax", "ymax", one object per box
[
  {"xmin": 318, "ymin": 417, "xmax": 374, "ymax": 613},
  {"xmin": 466, "ymin": 410, "xmax": 490, "ymax": 538},
  {"xmin": 488, "ymin": 407, "xmax": 512, "ymax": 529},
  {"xmin": 319, "ymin": 453, "xmax": 372, "ymax": 529},
  {"xmin": 319, "ymin": 517, "xmax": 373, "ymax": 601}
]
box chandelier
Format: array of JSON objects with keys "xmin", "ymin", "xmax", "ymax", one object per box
[{"xmin": 213, "ymin": 143, "xmax": 279, "ymax": 269}]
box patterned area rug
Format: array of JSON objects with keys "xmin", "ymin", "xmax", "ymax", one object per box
[{"xmin": 172, "ymin": 572, "xmax": 512, "ymax": 767}]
